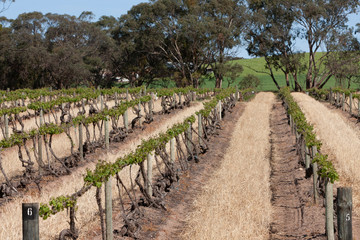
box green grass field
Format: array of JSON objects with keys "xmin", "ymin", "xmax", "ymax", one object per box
[
  {"xmin": 215, "ymin": 53, "xmax": 359, "ymax": 91},
  {"xmin": 141, "ymin": 53, "xmax": 359, "ymax": 91}
]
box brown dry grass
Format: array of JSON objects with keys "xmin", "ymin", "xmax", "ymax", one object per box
[
  {"xmin": 181, "ymin": 92, "xmax": 275, "ymax": 240},
  {"xmin": 292, "ymin": 92, "xmax": 360, "ymax": 217},
  {"xmin": 0, "ymin": 101, "xmax": 204, "ymax": 240}
]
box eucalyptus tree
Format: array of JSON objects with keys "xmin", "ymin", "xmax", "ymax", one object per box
[
  {"xmin": 8, "ymin": 12, "xmax": 49, "ymax": 88},
  {"xmin": 112, "ymin": 2, "xmax": 169, "ymax": 87},
  {"xmin": 0, "ymin": 0, "xmax": 14, "ymax": 14},
  {"xmin": 44, "ymin": 12, "xmax": 113, "ymax": 88},
  {"xmin": 0, "ymin": 17, "xmax": 14, "ymax": 88},
  {"xmin": 113, "ymin": 0, "xmax": 210, "ymax": 88},
  {"xmin": 246, "ymin": 0, "xmax": 305, "ymax": 91},
  {"xmin": 246, "ymin": 0, "xmax": 360, "ymax": 90},
  {"xmin": 96, "ymin": 15, "xmax": 118, "ymax": 35},
  {"xmin": 151, "ymin": 0, "xmax": 210, "ymax": 87},
  {"xmin": 202, "ymin": 0, "xmax": 247, "ymax": 88},
  {"xmin": 324, "ymin": 30, "xmax": 360, "ymax": 88},
  {"xmin": 0, "ymin": 11, "xmax": 114, "ymax": 90},
  {"xmin": 294, "ymin": 0, "xmax": 360, "ymax": 89}
]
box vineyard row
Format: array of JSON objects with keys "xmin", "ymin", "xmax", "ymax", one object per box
[
  {"xmin": 0, "ymin": 87, "xmax": 220, "ymax": 199},
  {"xmin": 36, "ymin": 88, "xmax": 253, "ymax": 239}
]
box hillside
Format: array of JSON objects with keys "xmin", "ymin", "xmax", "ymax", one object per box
[
  {"xmin": 227, "ymin": 52, "xmax": 334, "ymax": 91},
  {"xmin": 147, "ymin": 52, "xmax": 357, "ymax": 91},
  {"xmin": 205, "ymin": 52, "xmax": 358, "ymax": 91}
]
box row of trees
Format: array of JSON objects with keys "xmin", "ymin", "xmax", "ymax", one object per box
[
  {"xmin": 246, "ymin": 0, "xmax": 360, "ymax": 90},
  {"xmin": 0, "ymin": 11, "xmax": 115, "ymax": 89},
  {"xmin": 0, "ymin": 0, "xmax": 359, "ymax": 90}
]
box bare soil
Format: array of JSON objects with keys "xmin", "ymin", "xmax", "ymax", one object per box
[{"xmin": 269, "ymin": 100, "xmax": 326, "ymax": 239}]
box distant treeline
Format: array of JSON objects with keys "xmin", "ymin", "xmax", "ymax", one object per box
[{"xmin": 0, "ymin": 0, "xmax": 359, "ymax": 90}]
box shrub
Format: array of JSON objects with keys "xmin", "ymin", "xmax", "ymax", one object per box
[{"xmin": 239, "ymin": 74, "xmax": 260, "ymax": 89}]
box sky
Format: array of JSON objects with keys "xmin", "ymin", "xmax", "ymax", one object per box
[
  {"xmin": 1, "ymin": 0, "xmax": 359, "ymax": 58},
  {"xmin": 1, "ymin": 0, "xmax": 150, "ymax": 20}
]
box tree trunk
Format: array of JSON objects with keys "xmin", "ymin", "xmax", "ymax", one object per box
[
  {"xmin": 293, "ymin": 73, "xmax": 302, "ymax": 92},
  {"xmin": 193, "ymin": 77, "xmax": 199, "ymax": 88},
  {"xmin": 285, "ymin": 72, "xmax": 290, "ymax": 87},
  {"xmin": 215, "ymin": 46, "xmax": 225, "ymax": 89},
  {"xmin": 266, "ymin": 59, "xmax": 280, "ymax": 90},
  {"xmin": 215, "ymin": 72, "xmax": 222, "ymax": 88},
  {"xmin": 306, "ymin": 41, "xmax": 314, "ymax": 89}
]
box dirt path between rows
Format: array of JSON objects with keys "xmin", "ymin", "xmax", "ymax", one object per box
[
  {"xmin": 86, "ymin": 93, "xmax": 334, "ymax": 240},
  {"xmin": 96, "ymin": 92, "xmax": 274, "ymax": 240},
  {"xmin": 269, "ymin": 100, "xmax": 326, "ymax": 239},
  {"xmin": 86, "ymin": 98, "xmax": 248, "ymax": 239}
]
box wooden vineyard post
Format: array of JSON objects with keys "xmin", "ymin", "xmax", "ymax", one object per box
[
  {"xmin": 312, "ymin": 146, "xmax": 319, "ymax": 204},
  {"xmin": 325, "ymin": 178, "xmax": 335, "ymax": 240},
  {"xmin": 138, "ymin": 101, "xmax": 142, "ymax": 128},
  {"xmin": 40, "ymin": 105, "xmax": 44, "ymax": 126},
  {"xmin": 38, "ymin": 106, "xmax": 44, "ymax": 171},
  {"xmin": 22, "ymin": 92, "xmax": 26, "ymax": 107},
  {"xmin": 342, "ymin": 93, "xmax": 345, "ymax": 111},
  {"xmin": 186, "ymin": 123, "xmax": 192, "ymax": 155},
  {"xmin": 97, "ymin": 86, "xmax": 101, "ymax": 109},
  {"xmin": 172, "ymin": 93, "xmax": 176, "ymax": 108},
  {"xmin": 4, "ymin": 113, "xmax": 9, "ymax": 139},
  {"xmin": 100, "ymin": 94, "xmax": 104, "ymax": 111},
  {"xmin": 105, "ymin": 117, "xmax": 109, "ymax": 150},
  {"xmin": 295, "ymin": 129, "xmax": 300, "ymax": 146},
  {"xmin": 47, "ymin": 96, "xmax": 51, "ymax": 123},
  {"xmin": 82, "ymin": 98, "xmax": 85, "ymax": 114},
  {"xmin": 218, "ymin": 100, "xmax": 222, "ymax": 121},
  {"xmin": 79, "ymin": 123, "xmax": 84, "ymax": 161},
  {"xmin": 147, "ymin": 152, "xmax": 153, "ymax": 197},
  {"xmin": 337, "ymin": 187, "xmax": 352, "ymax": 240},
  {"xmin": 123, "ymin": 89, "xmax": 129, "ymax": 132},
  {"xmin": 300, "ymin": 137, "xmax": 305, "ymax": 164},
  {"xmin": 198, "ymin": 113, "xmax": 203, "ymax": 147},
  {"xmin": 105, "ymin": 178, "xmax": 113, "ymax": 240},
  {"xmin": 22, "ymin": 203, "xmax": 39, "ymax": 240},
  {"xmin": 179, "ymin": 92, "xmax": 182, "ymax": 106},
  {"xmin": 349, "ymin": 93, "xmax": 353, "ymax": 115},
  {"xmin": 170, "ymin": 138, "xmax": 175, "ymax": 164},
  {"xmin": 115, "ymin": 92, "xmax": 118, "ymax": 107},
  {"xmin": 149, "ymin": 92, "xmax": 154, "ymax": 119},
  {"xmin": 337, "ymin": 92, "xmax": 340, "ymax": 107},
  {"xmin": 192, "ymin": 91, "xmax": 196, "ymax": 101},
  {"xmin": 100, "ymin": 94, "xmax": 109, "ymax": 150},
  {"xmin": 305, "ymin": 146, "xmax": 310, "ymax": 169}
]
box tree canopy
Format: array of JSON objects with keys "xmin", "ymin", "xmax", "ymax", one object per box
[
  {"xmin": 246, "ymin": 0, "xmax": 360, "ymax": 90},
  {"xmin": 0, "ymin": 0, "xmax": 359, "ymax": 90}
]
